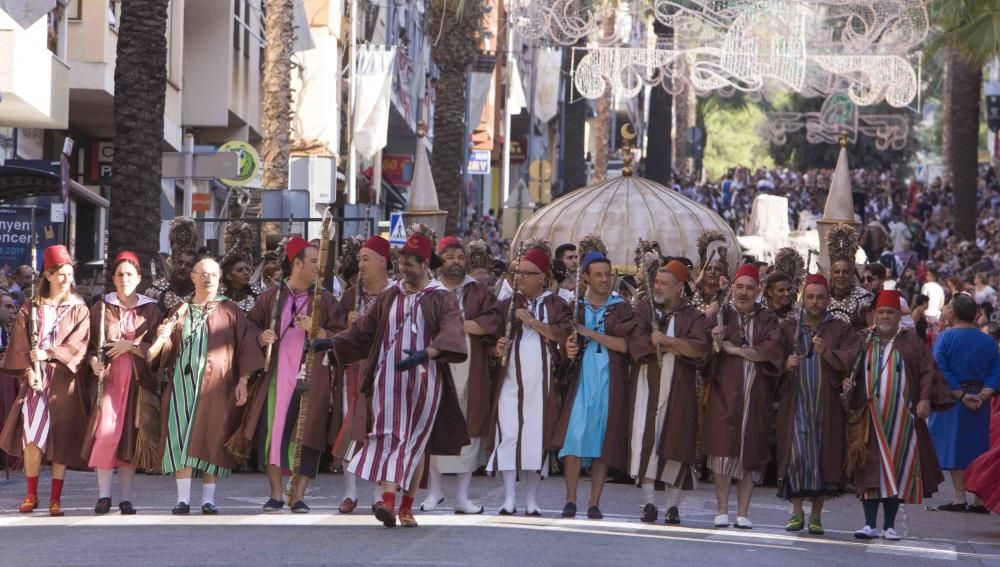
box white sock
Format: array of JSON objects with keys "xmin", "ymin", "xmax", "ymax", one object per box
[
  {"xmin": 202, "ymin": 482, "xmax": 216, "ymax": 506},
  {"xmin": 118, "ymin": 467, "xmax": 136, "ymax": 501},
  {"xmin": 665, "ymin": 487, "xmax": 683, "ymax": 509},
  {"xmin": 641, "ymin": 480, "xmax": 656, "ymax": 506},
  {"xmin": 373, "ymin": 483, "xmax": 383, "ymax": 504},
  {"xmin": 502, "ymin": 470, "xmax": 517, "ymax": 510},
  {"xmin": 525, "ymin": 471, "xmax": 542, "ymax": 510},
  {"xmin": 343, "ymin": 472, "xmax": 358, "ymax": 501},
  {"xmin": 97, "ymin": 469, "xmax": 114, "ymax": 499},
  {"xmin": 456, "ymin": 472, "xmax": 473, "ymax": 504},
  {"xmin": 428, "ymin": 470, "xmax": 444, "ymax": 499},
  {"xmin": 176, "ymin": 477, "xmax": 192, "ymax": 505}
]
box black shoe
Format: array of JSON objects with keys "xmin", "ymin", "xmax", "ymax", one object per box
[
  {"xmin": 201, "ymin": 503, "xmax": 218, "ymax": 515},
  {"xmin": 665, "ymin": 506, "xmax": 681, "ymax": 524},
  {"xmin": 262, "ymin": 498, "xmax": 285, "ymax": 513},
  {"xmin": 641, "ymin": 503, "xmax": 657, "ymax": 523},
  {"xmin": 937, "ymin": 502, "xmax": 969, "ymax": 512},
  {"xmin": 171, "ymin": 502, "xmax": 190, "ymax": 515},
  {"xmin": 290, "ymin": 501, "xmax": 310, "ymax": 514},
  {"xmin": 969, "ymin": 504, "xmax": 991, "ymax": 514},
  {"xmin": 498, "ymin": 506, "xmax": 517, "ymax": 516},
  {"xmin": 95, "ymin": 497, "xmax": 112, "ymax": 515},
  {"xmin": 561, "ymin": 502, "xmax": 577, "ymax": 518},
  {"xmin": 119, "ymin": 501, "xmax": 136, "ymax": 515},
  {"xmin": 587, "ymin": 505, "xmax": 603, "ymax": 520}
]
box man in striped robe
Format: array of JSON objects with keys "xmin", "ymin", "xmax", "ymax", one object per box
[
  {"xmin": 846, "ymin": 290, "xmax": 952, "ymax": 541},
  {"xmin": 322, "ymin": 233, "xmax": 469, "ymax": 528},
  {"xmin": 628, "ymin": 260, "xmax": 711, "ymax": 525}
]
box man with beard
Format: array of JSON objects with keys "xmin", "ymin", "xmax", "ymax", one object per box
[
  {"xmin": 419, "ymin": 237, "xmax": 500, "ymax": 514},
  {"xmin": 147, "ymin": 217, "xmax": 198, "ymax": 312},
  {"xmin": 628, "ymin": 260, "xmax": 711, "ymax": 524},
  {"xmin": 778, "ymin": 274, "xmax": 859, "ymax": 535},
  {"xmin": 826, "ymin": 224, "xmax": 872, "ymax": 331},
  {"xmin": 487, "ymin": 248, "xmax": 572, "ymax": 516},
  {"xmin": 551, "ymin": 251, "xmax": 634, "ymax": 520},
  {"xmin": 704, "ymin": 264, "xmax": 783, "ymax": 529},
  {"xmin": 331, "ymin": 235, "xmax": 392, "ymax": 514},
  {"xmin": 319, "ymin": 233, "xmax": 468, "ymax": 528},
  {"xmin": 150, "ymin": 258, "xmax": 264, "ymax": 515},
  {"xmin": 555, "ymin": 244, "xmax": 578, "ymax": 293},
  {"xmin": 244, "ymin": 237, "xmax": 346, "ymax": 513},
  {"xmin": 845, "ymin": 290, "xmax": 952, "ymax": 541}
]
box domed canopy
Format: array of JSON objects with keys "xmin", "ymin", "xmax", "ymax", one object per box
[{"xmin": 511, "ymin": 174, "xmax": 741, "ymax": 275}]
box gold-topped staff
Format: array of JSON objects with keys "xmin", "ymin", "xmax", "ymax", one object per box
[{"xmin": 620, "ymin": 123, "xmax": 637, "ymax": 177}]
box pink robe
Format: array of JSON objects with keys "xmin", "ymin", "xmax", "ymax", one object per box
[{"xmin": 269, "ymin": 290, "xmax": 309, "ymax": 467}]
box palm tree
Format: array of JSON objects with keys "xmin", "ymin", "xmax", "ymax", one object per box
[
  {"xmin": 110, "ymin": 0, "xmax": 169, "ymax": 280},
  {"xmin": 261, "ymin": 0, "xmax": 295, "ymax": 193},
  {"xmin": 932, "ymin": 0, "xmax": 1000, "ymax": 240},
  {"xmin": 428, "ymin": 0, "xmax": 484, "ymax": 233}
]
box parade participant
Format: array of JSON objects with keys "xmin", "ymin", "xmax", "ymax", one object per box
[
  {"xmin": 551, "ymin": 251, "xmax": 634, "ymax": 520},
  {"xmin": 320, "ymin": 233, "xmax": 469, "ymax": 528},
  {"xmin": 704, "ymin": 264, "xmax": 783, "ymax": 529},
  {"xmin": 826, "ymin": 224, "xmax": 873, "ymax": 330},
  {"xmin": 778, "ymin": 274, "xmax": 860, "ymax": 535},
  {"xmin": 929, "ymin": 294, "xmax": 1000, "ymax": 513},
  {"xmin": 146, "ymin": 217, "xmax": 198, "ymax": 312},
  {"xmin": 862, "ymin": 263, "xmax": 887, "ymax": 295},
  {"xmin": 487, "ymin": 247, "xmax": 572, "ymax": 516},
  {"xmin": 765, "ymin": 247, "xmax": 805, "ymax": 326},
  {"xmin": 0, "ymin": 245, "xmax": 91, "ymax": 516},
  {"xmin": 331, "ymin": 234, "xmax": 392, "ymax": 514},
  {"xmin": 499, "ymin": 240, "xmax": 574, "ymax": 304},
  {"xmin": 628, "ymin": 260, "xmax": 711, "ymax": 524},
  {"xmin": 466, "ymin": 240, "xmax": 495, "ymax": 284},
  {"xmin": 150, "ymin": 257, "xmax": 263, "ymax": 515},
  {"xmin": 85, "ymin": 251, "xmax": 162, "ymax": 515},
  {"xmin": 691, "ymin": 231, "xmax": 729, "ymax": 319},
  {"xmin": 245, "ymin": 237, "xmax": 346, "ymax": 513},
  {"xmin": 555, "ymin": 243, "xmax": 578, "ymax": 292},
  {"xmin": 420, "ymin": 236, "xmax": 500, "ymax": 514},
  {"xmin": 845, "ymin": 290, "xmax": 952, "ymax": 541},
  {"xmin": 220, "ymin": 222, "xmax": 264, "ymax": 314}
]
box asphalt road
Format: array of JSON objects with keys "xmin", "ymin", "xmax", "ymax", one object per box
[{"xmin": 1, "ymin": 470, "xmax": 999, "ymax": 566}]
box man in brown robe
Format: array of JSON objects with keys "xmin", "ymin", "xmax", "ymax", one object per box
[
  {"xmin": 421, "ymin": 236, "xmax": 500, "ymax": 514},
  {"xmin": 245, "ymin": 237, "xmax": 346, "ymax": 513},
  {"xmin": 628, "ymin": 260, "xmax": 711, "ymax": 525},
  {"xmin": 550, "ymin": 251, "xmax": 634, "ymax": 520},
  {"xmin": 319, "ymin": 233, "xmax": 469, "ymax": 528},
  {"xmin": 149, "ymin": 257, "xmax": 264, "ymax": 515},
  {"xmin": 331, "ymin": 235, "xmax": 392, "ymax": 513},
  {"xmin": 0, "ymin": 245, "xmax": 91, "ymax": 516},
  {"xmin": 777, "ymin": 274, "xmax": 860, "ymax": 535},
  {"xmin": 704, "ymin": 263, "xmax": 783, "ymax": 530},
  {"xmin": 845, "ymin": 290, "xmax": 952, "ymax": 541}
]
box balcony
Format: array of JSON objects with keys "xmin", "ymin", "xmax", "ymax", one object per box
[{"xmin": 0, "ymin": 17, "xmax": 70, "ymax": 129}]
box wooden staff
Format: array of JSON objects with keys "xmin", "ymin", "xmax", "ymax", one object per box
[
  {"xmin": 500, "ymin": 243, "xmax": 525, "ymax": 367},
  {"xmin": 27, "ymin": 231, "xmax": 41, "ymax": 392}
]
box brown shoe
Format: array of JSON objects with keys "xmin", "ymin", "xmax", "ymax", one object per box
[
  {"xmin": 399, "ymin": 509, "xmax": 418, "ymax": 528},
  {"xmin": 19, "ymin": 495, "xmax": 37, "ymax": 514},
  {"xmin": 374, "ymin": 502, "xmax": 397, "ymax": 528},
  {"xmin": 339, "ymin": 497, "xmax": 357, "ymax": 514},
  {"xmin": 49, "ymin": 501, "xmax": 65, "ymax": 517}
]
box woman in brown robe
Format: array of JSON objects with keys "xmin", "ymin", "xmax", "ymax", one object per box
[
  {"xmin": 0, "ymin": 245, "xmax": 91, "ymax": 517},
  {"xmin": 84, "ymin": 251, "xmax": 162, "ymax": 515}
]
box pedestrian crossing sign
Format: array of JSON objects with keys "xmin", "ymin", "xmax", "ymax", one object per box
[{"xmin": 389, "ymin": 212, "xmax": 407, "ymax": 246}]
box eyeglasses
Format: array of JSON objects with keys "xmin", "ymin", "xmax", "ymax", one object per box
[
  {"xmin": 192, "ymin": 272, "xmax": 220, "ymax": 280},
  {"xmin": 512, "ymin": 270, "xmax": 544, "ymax": 277}
]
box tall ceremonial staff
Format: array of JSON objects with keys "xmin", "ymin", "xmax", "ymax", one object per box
[
  {"xmin": 262, "ymin": 223, "xmax": 293, "ymax": 373},
  {"xmin": 792, "ymin": 249, "xmax": 814, "ymax": 358},
  {"xmin": 637, "ymin": 240, "xmax": 663, "ymax": 364},
  {"xmin": 89, "ymin": 230, "xmax": 111, "ymax": 443},
  {"xmin": 26, "ymin": 225, "xmax": 42, "ymax": 393},
  {"xmin": 289, "ymin": 208, "xmax": 335, "ymax": 498},
  {"xmin": 500, "ymin": 243, "xmax": 525, "ymax": 367}
]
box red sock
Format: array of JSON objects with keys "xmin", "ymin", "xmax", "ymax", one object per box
[
  {"xmin": 26, "ymin": 476, "xmax": 38, "ymax": 498},
  {"xmin": 51, "ymin": 478, "xmax": 64, "ymax": 502},
  {"xmin": 400, "ymin": 495, "xmax": 415, "ymax": 513},
  {"xmin": 382, "ymin": 492, "xmax": 396, "ymax": 512}
]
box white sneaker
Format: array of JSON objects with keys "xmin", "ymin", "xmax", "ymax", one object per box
[
  {"xmin": 734, "ymin": 516, "xmax": 753, "ymax": 529},
  {"xmin": 882, "ymin": 527, "xmax": 901, "ymax": 541},
  {"xmin": 714, "ymin": 513, "xmax": 729, "ymax": 527},
  {"xmin": 854, "ymin": 525, "xmax": 879, "ymax": 539}
]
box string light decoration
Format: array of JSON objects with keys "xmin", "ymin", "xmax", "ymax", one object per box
[{"xmin": 763, "ymin": 91, "xmax": 910, "ymax": 150}]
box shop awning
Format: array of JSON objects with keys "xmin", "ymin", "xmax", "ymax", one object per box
[{"xmin": 0, "ymin": 161, "xmax": 110, "ymax": 208}]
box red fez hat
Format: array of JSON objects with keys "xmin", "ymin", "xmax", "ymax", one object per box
[
  {"xmin": 521, "ymin": 248, "xmax": 550, "ymax": 274},
  {"xmin": 285, "ymin": 236, "xmax": 309, "ymax": 262},
  {"xmin": 42, "ymin": 245, "xmax": 73, "ymax": 272},
  {"xmin": 664, "ymin": 259, "xmax": 690, "ymax": 283},
  {"xmin": 401, "ymin": 233, "xmax": 433, "ymax": 263},
  {"xmin": 437, "ymin": 236, "xmax": 463, "ymax": 254},
  {"xmin": 734, "ymin": 263, "xmax": 759, "ymax": 285},
  {"xmin": 874, "ymin": 289, "xmax": 902, "ymax": 311},
  {"xmin": 362, "ymin": 235, "xmax": 390, "ymax": 261},
  {"xmin": 804, "ymin": 273, "xmax": 829, "ymax": 289},
  {"xmin": 113, "ymin": 251, "xmax": 141, "ymax": 268}
]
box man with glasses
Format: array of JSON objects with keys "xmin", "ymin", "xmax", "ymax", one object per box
[
  {"xmin": 148, "ymin": 257, "xmax": 264, "ymax": 515},
  {"xmin": 487, "ymin": 247, "xmax": 573, "ymax": 516}
]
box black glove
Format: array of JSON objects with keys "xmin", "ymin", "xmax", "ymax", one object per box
[
  {"xmin": 309, "ymin": 338, "xmax": 333, "ymax": 352},
  {"xmin": 396, "ymin": 349, "xmax": 429, "ymax": 371}
]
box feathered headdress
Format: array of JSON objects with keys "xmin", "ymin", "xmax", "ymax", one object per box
[
  {"xmin": 521, "ymin": 238, "xmax": 551, "ymax": 257},
  {"xmin": 406, "ymin": 223, "xmax": 437, "ymax": 246},
  {"xmin": 697, "ymin": 229, "xmax": 728, "ymax": 270},
  {"xmin": 221, "ymin": 222, "xmax": 254, "ymax": 267},
  {"xmin": 467, "ymin": 239, "xmax": 494, "ymax": 272},
  {"xmin": 577, "ymin": 234, "xmax": 608, "ymax": 259},
  {"xmin": 339, "ymin": 235, "xmax": 365, "ymax": 277},
  {"xmin": 772, "ymin": 247, "xmax": 805, "ymax": 289},
  {"xmin": 827, "ymin": 223, "xmax": 859, "ymax": 264},
  {"xmin": 634, "ymin": 239, "xmax": 662, "ymax": 289},
  {"xmin": 168, "ymin": 216, "xmax": 197, "ymax": 258}
]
